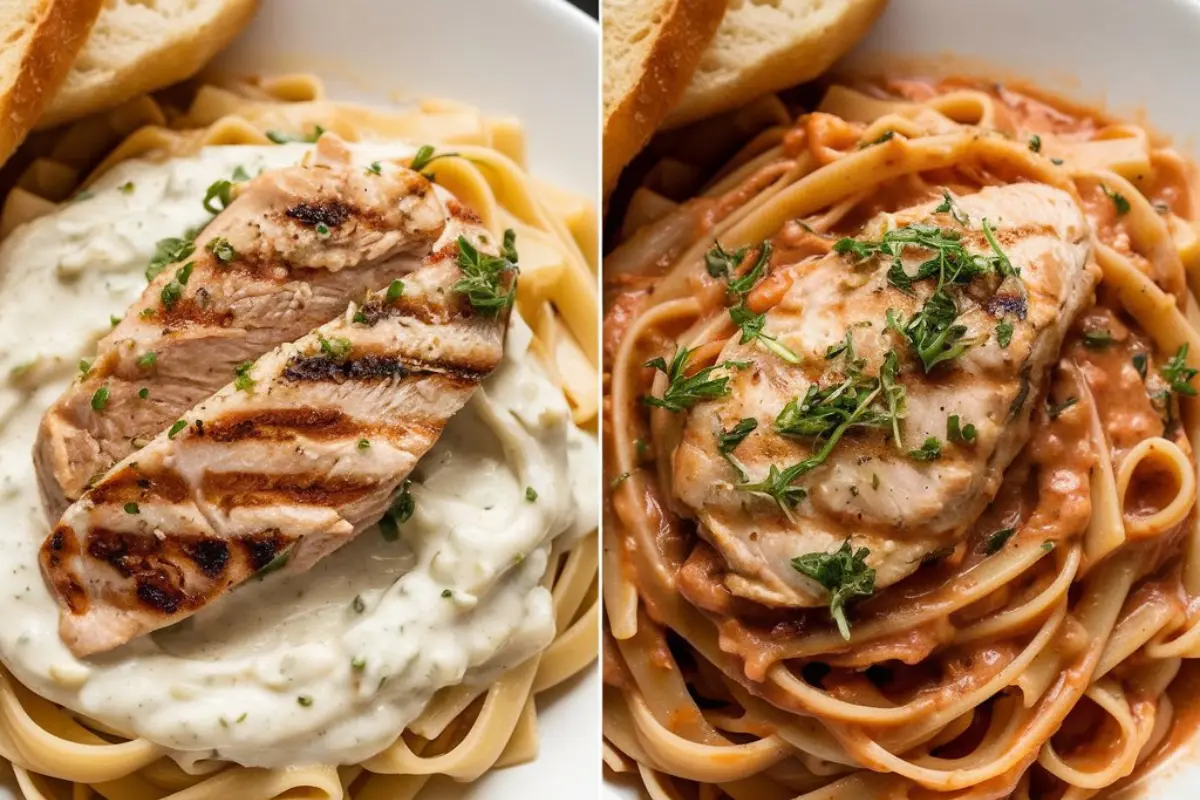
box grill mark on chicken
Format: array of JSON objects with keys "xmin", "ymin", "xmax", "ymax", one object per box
[
  {"xmin": 201, "ymin": 472, "xmax": 381, "ymax": 510},
  {"xmin": 446, "ymin": 199, "xmax": 483, "ymax": 225},
  {"xmin": 281, "ymin": 353, "xmax": 490, "ymax": 385},
  {"xmin": 45, "ymin": 527, "xmax": 88, "ymax": 614},
  {"xmin": 285, "ymin": 199, "xmax": 353, "ymax": 228},
  {"xmin": 88, "ymin": 465, "xmax": 189, "ymax": 505}
]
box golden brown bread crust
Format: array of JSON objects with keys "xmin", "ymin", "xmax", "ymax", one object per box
[
  {"xmin": 602, "ymin": 0, "xmax": 727, "ymax": 200},
  {"xmin": 0, "ymin": 0, "xmax": 103, "ymax": 167}
]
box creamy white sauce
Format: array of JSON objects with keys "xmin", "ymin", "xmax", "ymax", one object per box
[{"xmin": 0, "ymin": 145, "xmax": 598, "ymax": 768}]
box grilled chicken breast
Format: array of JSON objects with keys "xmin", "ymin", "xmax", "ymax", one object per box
[
  {"xmin": 672, "ymin": 183, "xmax": 1096, "ymax": 608},
  {"xmin": 35, "ymin": 135, "xmax": 446, "ymax": 519},
  {"xmin": 40, "ymin": 212, "xmax": 513, "ymax": 657}
]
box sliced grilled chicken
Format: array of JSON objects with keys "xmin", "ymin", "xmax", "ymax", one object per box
[
  {"xmin": 40, "ymin": 212, "xmax": 513, "ymax": 656},
  {"xmin": 35, "ymin": 135, "xmax": 446, "ymax": 519},
  {"xmin": 672, "ymin": 183, "xmax": 1096, "ymax": 608}
]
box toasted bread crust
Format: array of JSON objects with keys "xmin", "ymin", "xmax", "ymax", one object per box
[
  {"xmin": 0, "ymin": 0, "xmax": 102, "ymax": 165},
  {"xmin": 38, "ymin": 0, "xmax": 259, "ymax": 129},
  {"xmin": 602, "ymin": 0, "xmax": 727, "ymax": 199},
  {"xmin": 665, "ymin": 0, "xmax": 887, "ymax": 128}
]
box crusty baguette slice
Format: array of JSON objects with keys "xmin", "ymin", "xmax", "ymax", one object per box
[
  {"xmin": 603, "ymin": 0, "xmax": 728, "ymax": 199},
  {"xmin": 0, "ymin": 0, "xmax": 103, "ymax": 166},
  {"xmin": 37, "ymin": 0, "xmax": 259, "ymax": 130},
  {"xmin": 665, "ymin": 0, "xmax": 887, "ymax": 128}
]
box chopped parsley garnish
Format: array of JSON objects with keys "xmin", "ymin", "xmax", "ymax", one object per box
[
  {"xmin": 316, "ymin": 222, "xmax": 331, "ymax": 238},
  {"xmin": 110, "ymin": 314, "xmax": 121, "ymax": 327},
  {"xmin": 934, "ymin": 189, "xmax": 970, "ymax": 226},
  {"xmin": 996, "ymin": 320, "xmax": 1014, "ymax": 348},
  {"xmin": 1132, "ymin": 352, "xmax": 1148, "ymax": 380},
  {"xmin": 297, "ymin": 695, "xmax": 313, "ymax": 707},
  {"xmin": 1082, "ymin": 329, "xmax": 1114, "ymax": 349},
  {"xmin": 525, "ymin": 486, "xmax": 538, "ymax": 502},
  {"xmin": 91, "ymin": 386, "xmax": 109, "ymax": 411},
  {"xmin": 887, "ymin": 291, "xmax": 974, "ymax": 372},
  {"xmin": 232, "ymin": 166, "xmax": 250, "ymax": 182},
  {"xmin": 643, "ymin": 346, "xmax": 742, "ymax": 412},
  {"xmin": 233, "ymin": 361, "xmax": 255, "ymax": 392},
  {"xmin": 983, "ymin": 527, "xmax": 1017, "ymax": 555},
  {"xmin": 410, "ymin": 145, "xmax": 459, "ymax": 172},
  {"xmin": 705, "ymin": 241, "xmax": 772, "ymax": 298},
  {"xmin": 716, "ymin": 417, "xmax": 757, "ymax": 479},
  {"xmin": 168, "ymin": 419, "xmax": 187, "ymax": 438},
  {"xmin": 357, "ymin": 438, "xmax": 370, "ymax": 450},
  {"xmin": 740, "ymin": 463, "xmax": 809, "ymax": 511},
  {"xmin": 500, "ymin": 228, "xmax": 519, "ymax": 263},
  {"xmin": 367, "ymin": 161, "xmax": 382, "ymax": 175},
  {"xmin": 160, "ymin": 267, "xmax": 188, "ymax": 310},
  {"xmin": 352, "ymin": 595, "xmax": 366, "ymax": 613},
  {"xmin": 441, "ymin": 589, "xmax": 453, "ymax": 598},
  {"xmin": 791, "ymin": 540, "xmax": 876, "ymax": 639},
  {"xmin": 145, "ymin": 237, "xmax": 195, "ymax": 281},
  {"xmin": 266, "ymin": 125, "xmax": 325, "ymax": 144},
  {"xmin": 1051, "ymin": 157, "xmax": 1064, "ymax": 166},
  {"xmin": 386, "ymin": 279, "xmax": 405, "ymax": 302},
  {"xmin": 317, "ymin": 334, "xmax": 353, "ymax": 360},
  {"xmin": 1048, "ymin": 396, "xmax": 1078, "ymax": 419},
  {"xmin": 1102, "ymin": 184, "xmax": 1131, "ymax": 216},
  {"xmin": 119, "ymin": 181, "xmax": 136, "ymax": 195},
  {"xmin": 136, "ymin": 351, "xmax": 157, "ymax": 369},
  {"xmin": 123, "ymin": 502, "xmax": 139, "ymax": 514},
  {"xmin": 391, "ymin": 480, "xmax": 415, "ymax": 524},
  {"xmin": 203, "ymin": 179, "xmax": 233, "ymax": 214},
  {"xmin": 980, "ymin": 219, "xmax": 1018, "ymax": 279},
  {"xmin": 1161, "ymin": 343, "xmax": 1198, "ymax": 396},
  {"xmin": 907, "ymin": 436, "xmax": 942, "ymax": 461},
  {"xmin": 947, "ymin": 414, "xmax": 977, "ymax": 444},
  {"xmin": 729, "ymin": 303, "xmax": 800, "ymax": 363},
  {"xmin": 454, "ymin": 235, "xmax": 518, "ymax": 314},
  {"xmin": 1042, "ymin": 541, "xmax": 1056, "ymax": 552},
  {"xmin": 1028, "ymin": 135, "xmax": 1042, "ymax": 153},
  {"xmin": 863, "ymin": 129, "xmax": 895, "ymax": 147},
  {"xmin": 207, "ymin": 237, "xmax": 237, "ymax": 263},
  {"xmin": 138, "ymin": 387, "xmax": 149, "ymax": 399},
  {"xmin": 78, "ymin": 359, "xmax": 91, "ymax": 376},
  {"xmin": 351, "ymin": 656, "xmax": 366, "ymax": 670}
]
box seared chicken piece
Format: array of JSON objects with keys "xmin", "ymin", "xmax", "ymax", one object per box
[
  {"xmin": 35, "ymin": 135, "xmax": 446, "ymax": 518},
  {"xmin": 40, "ymin": 212, "xmax": 513, "ymax": 656},
  {"xmin": 672, "ymin": 183, "xmax": 1095, "ymax": 608}
]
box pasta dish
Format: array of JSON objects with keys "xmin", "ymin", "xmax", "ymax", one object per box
[
  {"xmin": 602, "ymin": 78, "xmax": 1200, "ymax": 799},
  {"xmin": 0, "ymin": 75, "xmax": 599, "ymax": 799}
]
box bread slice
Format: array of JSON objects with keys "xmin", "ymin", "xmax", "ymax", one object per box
[
  {"xmin": 0, "ymin": 0, "xmax": 103, "ymax": 166},
  {"xmin": 665, "ymin": 0, "xmax": 887, "ymax": 128},
  {"xmin": 603, "ymin": 0, "xmax": 728, "ymax": 199},
  {"xmin": 38, "ymin": 0, "xmax": 259, "ymax": 130}
]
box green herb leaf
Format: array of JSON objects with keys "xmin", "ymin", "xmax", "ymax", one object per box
[
  {"xmin": 1082, "ymin": 329, "xmax": 1114, "ymax": 349},
  {"xmin": 1133, "ymin": 352, "xmax": 1148, "ymax": 380},
  {"xmin": 297, "ymin": 695, "xmax": 313, "ymax": 707},
  {"xmin": 717, "ymin": 418, "xmax": 757, "ymax": 455},
  {"xmin": 1048, "ymin": 396, "xmax": 1078, "ymax": 419},
  {"xmin": 136, "ymin": 351, "xmax": 157, "ymax": 369},
  {"xmin": 1162, "ymin": 344, "xmax": 1199, "ymax": 396},
  {"xmin": 233, "ymin": 361, "xmax": 255, "ymax": 392},
  {"xmin": 984, "ymin": 527, "xmax": 1016, "ymax": 555},
  {"xmin": 454, "ymin": 235, "xmax": 517, "ymax": 314},
  {"xmin": 1102, "ymin": 184, "xmax": 1131, "ymax": 216},
  {"xmin": 138, "ymin": 387, "xmax": 149, "ymax": 399},
  {"xmin": 317, "ymin": 334, "xmax": 353, "ymax": 360},
  {"xmin": 266, "ymin": 125, "xmax": 325, "ymax": 144},
  {"xmin": 123, "ymin": 502, "xmax": 139, "ymax": 514},
  {"xmin": 203, "ymin": 179, "xmax": 233, "ymax": 214},
  {"xmin": 996, "ymin": 320, "xmax": 1014, "ymax": 348},
  {"xmin": 729, "ymin": 303, "xmax": 800, "ymax": 363},
  {"xmin": 79, "ymin": 359, "xmax": 92, "ymax": 376},
  {"xmin": 91, "ymin": 386, "xmax": 109, "ymax": 411},
  {"xmin": 410, "ymin": 145, "xmax": 459, "ymax": 172},
  {"xmin": 168, "ymin": 419, "xmax": 187, "ymax": 438},
  {"xmin": 791, "ymin": 540, "xmax": 876, "ymax": 639},
  {"xmin": 500, "ymin": 228, "xmax": 519, "ymax": 264},
  {"xmin": 367, "ymin": 161, "xmax": 382, "ymax": 175},
  {"xmin": 907, "ymin": 436, "xmax": 942, "ymax": 461},
  {"xmin": 1028, "ymin": 135, "xmax": 1042, "ymax": 153},
  {"xmin": 146, "ymin": 237, "xmax": 195, "ymax": 281},
  {"xmin": 316, "ymin": 222, "xmax": 331, "ymax": 238},
  {"xmin": 934, "ymin": 189, "xmax": 970, "ymax": 226},
  {"xmin": 525, "ymin": 486, "xmax": 538, "ymax": 502},
  {"xmin": 947, "ymin": 415, "xmax": 977, "ymax": 443},
  {"xmin": 386, "ymin": 279, "xmax": 405, "ymax": 303},
  {"xmin": 207, "ymin": 237, "xmax": 237, "ymax": 263},
  {"xmin": 643, "ymin": 347, "xmax": 739, "ymax": 412},
  {"xmin": 391, "ymin": 479, "xmax": 415, "ymax": 523}
]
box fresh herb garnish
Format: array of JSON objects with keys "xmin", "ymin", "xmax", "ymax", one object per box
[
  {"xmin": 1133, "ymin": 352, "xmax": 1148, "ymax": 380},
  {"xmin": 1161, "ymin": 344, "xmax": 1198, "ymax": 396},
  {"xmin": 410, "ymin": 145, "xmax": 459, "ymax": 172},
  {"xmin": 391, "ymin": 480, "xmax": 415, "ymax": 523},
  {"xmin": 934, "ymin": 190, "xmax": 970, "ymax": 226},
  {"xmin": 297, "ymin": 695, "xmax": 313, "ymax": 707},
  {"xmin": 862, "ymin": 129, "xmax": 895, "ymax": 147},
  {"xmin": 525, "ymin": 486, "xmax": 538, "ymax": 502},
  {"xmin": 119, "ymin": 181, "xmax": 135, "ymax": 194},
  {"xmin": 1082, "ymin": 329, "xmax": 1114, "ymax": 349},
  {"xmin": 91, "ymin": 386, "xmax": 109, "ymax": 411},
  {"xmin": 1102, "ymin": 184, "xmax": 1131, "ymax": 216},
  {"xmin": 352, "ymin": 595, "xmax": 366, "ymax": 613},
  {"xmin": 207, "ymin": 237, "xmax": 237, "ymax": 263},
  {"xmin": 266, "ymin": 125, "xmax": 325, "ymax": 144},
  {"xmin": 203, "ymin": 179, "xmax": 233, "ymax": 214},
  {"xmin": 136, "ymin": 351, "xmax": 157, "ymax": 369},
  {"xmin": 316, "ymin": 222, "xmax": 331, "ymax": 238},
  {"xmin": 705, "ymin": 241, "xmax": 772, "ymax": 298},
  {"xmin": 168, "ymin": 420, "xmax": 187, "ymax": 438},
  {"xmin": 996, "ymin": 320, "xmax": 1014, "ymax": 348},
  {"xmin": 1028, "ymin": 135, "xmax": 1042, "ymax": 153},
  {"xmin": 146, "ymin": 237, "xmax": 195, "ymax": 281},
  {"xmin": 500, "ymin": 228, "xmax": 519, "ymax": 263},
  {"xmin": 984, "ymin": 527, "xmax": 1017, "ymax": 555},
  {"xmin": 740, "ymin": 463, "xmax": 809, "ymax": 511},
  {"xmin": 729, "ymin": 303, "xmax": 800, "ymax": 363},
  {"xmin": 1048, "ymin": 396, "xmax": 1078, "ymax": 419},
  {"xmin": 357, "ymin": 438, "xmax": 370, "ymax": 450},
  {"xmin": 233, "ymin": 361, "xmax": 255, "ymax": 392},
  {"xmin": 138, "ymin": 387, "xmax": 149, "ymax": 399},
  {"xmin": 317, "ymin": 334, "xmax": 352, "ymax": 360},
  {"xmin": 454, "ymin": 235, "xmax": 517, "ymax": 314},
  {"xmin": 716, "ymin": 417, "xmax": 757, "ymax": 479},
  {"xmin": 907, "ymin": 436, "xmax": 942, "ymax": 461},
  {"xmin": 791, "ymin": 540, "xmax": 876, "ymax": 639},
  {"xmin": 643, "ymin": 347, "xmax": 741, "ymax": 412},
  {"xmin": 367, "ymin": 161, "xmax": 382, "ymax": 175},
  {"xmin": 386, "ymin": 279, "xmax": 405, "ymax": 303},
  {"xmin": 947, "ymin": 414, "xmax": 977, "ymax": 443},
  {"xmin": 78, "ymin": 359, "xmax": 91, "ymax": 376},
  {"xmin": 123, "ymin": 502, "xmax": 139, "ymax": 514}
]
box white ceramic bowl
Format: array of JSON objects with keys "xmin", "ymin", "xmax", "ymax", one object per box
[
  {"xmin": 0, "ymin": 1, "xmax": 599, "ymax": 799},
  {"xmin": 604, "ymin": 0, "xmax": 1200, "ymax": 796}
]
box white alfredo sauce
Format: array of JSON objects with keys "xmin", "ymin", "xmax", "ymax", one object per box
[{"xmin": 0, "ymin": 144, "xmax": 598, "ymax": 768}]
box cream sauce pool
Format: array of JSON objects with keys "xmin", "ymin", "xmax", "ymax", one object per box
[{"xmin": 0, "ymin": 144, "xmax": 598, "ymax": 767}]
